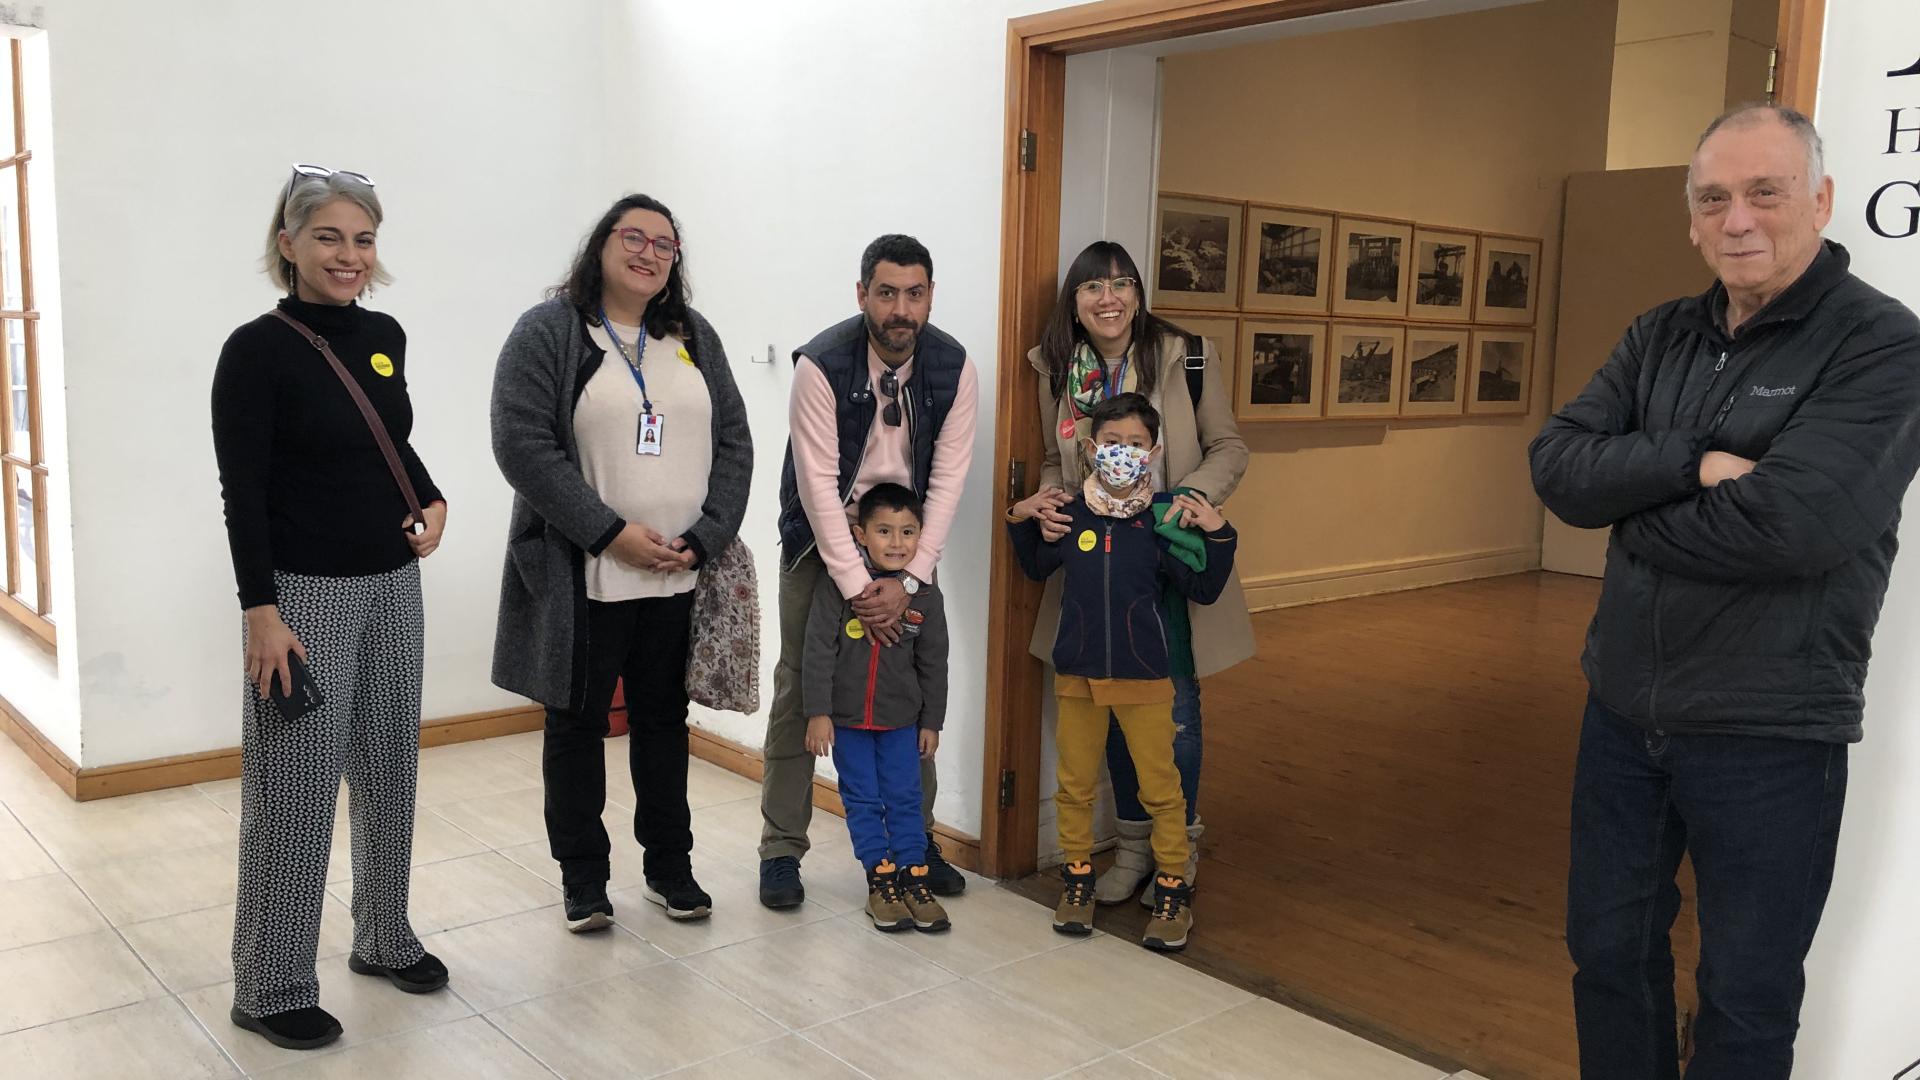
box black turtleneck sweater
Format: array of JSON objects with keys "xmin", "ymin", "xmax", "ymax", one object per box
[{"xmin": 212, "ymin": 296, "xmax": 443, "ymax": 609}]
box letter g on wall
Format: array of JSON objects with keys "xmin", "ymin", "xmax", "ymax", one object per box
[{"xmin": 1867, "ymin": 180, "xmax": 1920, "ymax": 239}]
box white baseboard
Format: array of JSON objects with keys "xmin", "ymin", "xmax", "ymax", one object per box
[{"xmin": 1243, "ymin": 546, "xmax": 1541, "ymax": 612}]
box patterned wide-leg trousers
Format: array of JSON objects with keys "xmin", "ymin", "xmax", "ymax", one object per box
[{"xmin": 230, "ymin": 562, "xmax": 427, "ymax": 1017}]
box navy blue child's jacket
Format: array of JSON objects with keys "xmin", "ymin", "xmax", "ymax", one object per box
[{"xmin": 1006, "ymin": 496, "xmax": 1237, "ymax": 680}]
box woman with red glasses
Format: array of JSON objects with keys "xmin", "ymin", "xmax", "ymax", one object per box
[
  {"xmin": 489, "ymin": 194, "xmax": 752, "ymax": 935},
  {"xmin": 212, "ymin": 165, "xmax": 450, "ymax": 1051}
]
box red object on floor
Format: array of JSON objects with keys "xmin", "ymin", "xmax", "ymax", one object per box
[{"xmin": 608, "ymin": 679, "xmax": 629, "ymax": 737}]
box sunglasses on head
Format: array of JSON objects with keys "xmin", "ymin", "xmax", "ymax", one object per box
[{"xmin": 289, "ymin": 163, "xmax": 376, "ymax": 189}]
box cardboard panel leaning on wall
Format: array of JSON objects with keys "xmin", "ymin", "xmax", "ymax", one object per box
[{"xmin": 1540, "ymin": 165, "xmax": 1709, "ymax": 578}]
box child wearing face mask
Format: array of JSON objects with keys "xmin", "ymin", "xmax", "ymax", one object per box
[{"xmin": 1005, "ymin": 392, "xmax": 1237, "ymax": 951}]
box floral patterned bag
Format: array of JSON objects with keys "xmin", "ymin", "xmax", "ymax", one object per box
[{"xmin": 686, "ymin": 538, "xmax": 761, "ymax": 713}]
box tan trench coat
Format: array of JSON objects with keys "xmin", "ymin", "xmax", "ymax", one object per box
[{"xmin": 1025, "ymin": 330, "xmax": 1256, "ymax": 678}]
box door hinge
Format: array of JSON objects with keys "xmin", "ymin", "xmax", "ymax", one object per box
[
  {"xmin": 999, "ymin": 768, "xmax": 1016, "ymax": 810},
  {"xmin": 1018, "ymin": 129, "xmax": 1038, "ymax": 172},
  {"xmin": 1765, "ymin": 45, "xmax": 1779, "ymax": 102},
  {"xmin": 1007, "ymin": 459, "xmax": 1028, "ymax": 502}
]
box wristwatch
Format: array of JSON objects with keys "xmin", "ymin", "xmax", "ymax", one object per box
[{"xmin": 901, "ymin": 574, "xmax": 921, "ymax": 596}]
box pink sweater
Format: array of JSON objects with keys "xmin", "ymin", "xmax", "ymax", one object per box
[{"xmin": 789, "ymin": 344, "xmax": 979, "ymax": 599}]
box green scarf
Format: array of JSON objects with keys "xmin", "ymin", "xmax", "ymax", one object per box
[
  {"xmin": 1065, "ymin": 340, "xmax": 1139, "ymax": 422},
  {"xmin": 1154, "ymin": 487, "xmax": 1207, "ymax": 679}
]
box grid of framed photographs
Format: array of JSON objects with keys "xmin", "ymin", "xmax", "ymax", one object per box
[{"xmin": 1153, "ymin": 191, "xmax": 1541, "ymax": 422}]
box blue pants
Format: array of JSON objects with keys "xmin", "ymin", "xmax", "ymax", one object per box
[
  {"xmin": 1567, "ymin": 695, "xmax": 1846, "ymax": 1080},
  {"xmin": 1107, "ymin": 674, "xmax": 1202, "ymax": 826},
  {"xmin": 831, "ymin": 726, "xmax": 926, "ymax": 870}
]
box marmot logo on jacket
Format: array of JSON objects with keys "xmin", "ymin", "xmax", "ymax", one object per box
[{"xmin": 1750, "ymin": 384, "xmax": 1798, "ymax": 398}]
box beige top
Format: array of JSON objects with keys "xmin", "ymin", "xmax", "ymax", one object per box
[{"xmin": 576, "ymin": 319, "xmax": 712, "ymax": 601}]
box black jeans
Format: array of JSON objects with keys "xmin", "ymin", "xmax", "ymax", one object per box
[
  {"xmin": 543, "ymin": 591, "xmax": 696, "ymax": 887},
  {"xmin": 1567, "ymin": 695, "xmax": 1847, "ymax": 1080}
]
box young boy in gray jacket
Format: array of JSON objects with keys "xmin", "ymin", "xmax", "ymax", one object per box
[{"xmin": 802, "ymin": 483, "xmax": 951, "ymax": 933}]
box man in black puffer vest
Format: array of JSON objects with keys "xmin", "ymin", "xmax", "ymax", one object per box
[
  {"xmin": 1531, "ymin": 105, "xmax": 1920, "ymax": 1078},
  {"xmin": 758, "ymin": 235, "xmax": 979, "ymax": 909}
]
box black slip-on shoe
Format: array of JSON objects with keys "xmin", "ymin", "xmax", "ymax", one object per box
[
  {"xmin": 348, "ymin": 950, "xmax": 449, "ymax": 993},
  {"xmin": 229, "ymin": 1005, "xmax": 342, "ymax": 1050}
]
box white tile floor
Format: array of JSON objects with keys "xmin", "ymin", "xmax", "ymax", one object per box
[{"xmin": 0, "ymin": 730, "xmax": 1487, "ymax": 1079}]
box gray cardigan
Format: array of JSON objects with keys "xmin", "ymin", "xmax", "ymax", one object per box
[{"xmin": 490, "ymin": 297, "xmax": 752, "ymax": 709}]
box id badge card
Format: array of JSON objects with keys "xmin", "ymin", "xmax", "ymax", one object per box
[{"xmin": 637, "ymin": 413, "xmax": 664, "ymax": 456}]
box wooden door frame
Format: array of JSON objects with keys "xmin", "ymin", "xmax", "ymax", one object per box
[{"xmin": 978, "ymin": 0, "xmax": 1828, "ymax": 879}]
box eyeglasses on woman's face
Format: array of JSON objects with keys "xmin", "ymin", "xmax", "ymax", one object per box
[
  {"xmin": 1075, "ymin": 276, "xmax": 1139, "ymax": 300},
  {"xmin": 617, "ymin": 227, "xmax": 681, "ymax": 261}
]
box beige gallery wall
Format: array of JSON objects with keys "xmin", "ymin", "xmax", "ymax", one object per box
[{"xmin": 1156, "ymin": 0, "xmax": 1618, "ymax": 607}]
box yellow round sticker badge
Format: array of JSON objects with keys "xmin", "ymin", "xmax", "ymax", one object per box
[
  {"xmin": 844, "ymin": 618, "xmax": 866, "ymax": 641},
  {"xmin": 370, "ymin": 353, "xmax": 395, "ymax": 377},
  {"xmin": 1077, "ymin": 530, "xmax": 1098, "ymax": 552}
]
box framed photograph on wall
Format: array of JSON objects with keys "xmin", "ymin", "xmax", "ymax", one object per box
[
  {"xmin": 1161, "ymin": 312, "xmax": 1240, "ymax": 390},
  {"xmin": 1240, "ymin": 204, "xmax": 1333, "ymax": 314},
  {"xmin": 1151, "ymin": 193, "xmax": 1243, "ymax": 311},
  {"xmin": 1331, "ymin": 216, "xmax": 1413, "ymax": 318},
  {"xmin": 1400, "ymin": 326, "xmax": 1470, "ymax": 417},
  {"xmin": 1235, "ymin": 319, "xmax": 1325, "ymax": 421},
  {"xmin": 1326, "ymin": 322, "xmax": 1405, "ymax": 418},
  {"xmin": 1409, "ymin": 228, "xmax": 1478, "ymax": 323},
  {"xmin": 1468, "ymin": 329, "xmax": 1534, "ymax": 414},
  {"xmin": 1475, "ymin": 235, "xmax": 1543, "ymax": 325}
]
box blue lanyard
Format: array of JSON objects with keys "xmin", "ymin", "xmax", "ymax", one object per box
[
  {"xmin": 1102, "ymin": 355, "xmax": 1130, "ymax": 400},
  {"xmin": 599, "ymin": 307, "xmax": 653, "ymax": 414}
]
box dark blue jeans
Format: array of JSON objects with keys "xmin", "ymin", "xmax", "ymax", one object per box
[
  {"xmin": 831, "ymin": 725, "xmax": 926, "ymax": 870},
  {"xmin": 1107, "ymin": 674, "xmax": 1202, "ymax": 826},
  {"xmin": 1566, "ymin": 696, "xmax": 1847, "ymax": 1080}
]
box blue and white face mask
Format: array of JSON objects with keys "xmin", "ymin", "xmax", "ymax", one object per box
[{"xmin": 1091, "ymin": 441, "xmax": 1152, "ymax": 487}]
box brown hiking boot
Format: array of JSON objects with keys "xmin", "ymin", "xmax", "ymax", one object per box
[
  {"xmin": 1053, "ymin": 861, "xmax": 1096, "ymax": 935},
  {"xmin": 865, "ymin": 861, "xmax": 913, "ymax": 932},
  {"xmin": 899, "ymin": 865, "xmax": 952, "ymax": 932},
  {"xmin": 1141, "ymin": 874, "xmax": 1193, "ymax": 952}
]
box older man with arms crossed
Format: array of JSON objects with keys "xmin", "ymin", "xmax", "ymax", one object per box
[{"xmin": 1531, "ymin": 105, "xmax": 1920, "ymax": 1078}]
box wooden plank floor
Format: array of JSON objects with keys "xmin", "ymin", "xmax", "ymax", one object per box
[{"xmin": 1011, "ymin": 571, "xmax": 1700, "ymax": 1080}]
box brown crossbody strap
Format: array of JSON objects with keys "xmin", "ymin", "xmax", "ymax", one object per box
[{"xmin": 269, "ymin": 309, "xmax": 427, "ymax": 531}]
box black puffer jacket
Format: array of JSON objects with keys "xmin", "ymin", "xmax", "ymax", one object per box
[{"xmin": 1531, "ymin": 243, "xmax": 1920, "ymax": 742}]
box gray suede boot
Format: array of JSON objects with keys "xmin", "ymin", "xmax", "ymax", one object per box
[
  {"xmin": 1095, "ymin": 818, "xmax": 1154, "ymax": 905},
  {"xmin": 1143, "ymin": 817, "xmax": 1205, "ymax": 907}
]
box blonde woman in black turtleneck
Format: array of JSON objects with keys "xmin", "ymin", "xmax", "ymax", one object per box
[{"xmin": 210, "ymin": 166, "xmax": 449, "ymax": 1052}]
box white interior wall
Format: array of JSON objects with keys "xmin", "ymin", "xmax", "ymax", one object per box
[
  {"xmin": 1798, "ymin": 4, "xmax": 1920, "ymax": 1071},
  {"xmin": 607, "ymin": 0, "xmax": 1079, "ymax": 837},
  {"xmin": 34, "ymin": 0, "xmax": 615, "ymax": 767}
]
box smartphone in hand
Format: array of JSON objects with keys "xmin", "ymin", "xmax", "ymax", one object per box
[{"xmin": 269, "ymin": 651, "xmax": 326, "ymax": 720}]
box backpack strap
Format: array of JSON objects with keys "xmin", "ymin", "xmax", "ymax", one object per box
[{"xmin": 1182, "ymin": 331, "xmax": 1206, "ymax": 409}]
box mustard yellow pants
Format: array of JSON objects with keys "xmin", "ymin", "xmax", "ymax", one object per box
[{"xmin": 1053, "ymin": 675, "xmax": 1189, "ymax": 876}]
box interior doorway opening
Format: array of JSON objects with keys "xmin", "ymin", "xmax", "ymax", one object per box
[{"xmin": 983, "ymin": 1, "xmax": 1816, "ymax": 1075}]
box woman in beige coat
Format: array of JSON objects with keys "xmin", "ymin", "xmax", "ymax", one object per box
[{"xmin": 1025, "ymin": 240, "xmax": 1255, "ymax": 906}]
